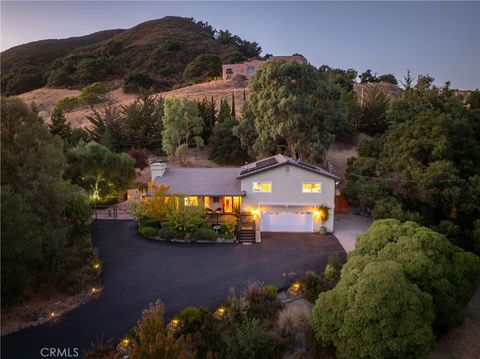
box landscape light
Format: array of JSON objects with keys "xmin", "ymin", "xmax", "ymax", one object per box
[
  {"xmin": 291, "ymin": 282, "xmax": 301, "ymax": 293},
  {"xmin": 91, "ymin": 287, "xmax": 97, "ymax": 294},
  {"xmin": 214, "ymin": 307, "xmax": 226, "ymax": 318},
  {"xmin": 121, "ymin": 338, "xmax": 130, "ymax": 347},
  {"xmin": 92, "ymin": 262, "xmax": 101, "ymax": 270},
  {"xmin": 50, "ymin": 312, "xmax": 56, "ymax": 318}
]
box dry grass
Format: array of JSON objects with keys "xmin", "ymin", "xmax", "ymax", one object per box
[
  {"xmin": 277, "ymin": 300, "xmax": 312, "ymax": 338},
  {"xmin": 17, "ymin": 77, "xmax": 248, "ymax": 128}
]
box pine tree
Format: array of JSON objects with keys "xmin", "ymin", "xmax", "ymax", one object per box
[{"xmin": 49, "ymin": 106, "xmax": 72, "ymax": 143}]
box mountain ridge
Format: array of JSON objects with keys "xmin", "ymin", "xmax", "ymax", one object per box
[{"xmin": 1, "ymin": 16, "xmax": 261, "ymax": 95}]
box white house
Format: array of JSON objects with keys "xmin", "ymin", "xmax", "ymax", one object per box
[{"xmin": 151, "ymin": 154, "xmax": 339, "ymax": 238}]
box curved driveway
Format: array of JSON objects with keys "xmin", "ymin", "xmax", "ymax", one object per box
[{"xmin": 2, "ymin": 220, "xmax": 345, "ymax": 358}]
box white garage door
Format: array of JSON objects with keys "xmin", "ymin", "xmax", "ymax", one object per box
[{"xmin": 260, "ymin": 213, "xmax": 313, "ymax": 232}]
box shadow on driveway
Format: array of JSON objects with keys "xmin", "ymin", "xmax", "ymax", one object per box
[{"xmin": 2, "ymin": 220, "xmax": 345, "ymax": 359}]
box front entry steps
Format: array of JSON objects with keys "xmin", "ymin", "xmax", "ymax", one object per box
[{"xmin": 238, "ymin": 221, "xmax": 256, "ymax": 243}]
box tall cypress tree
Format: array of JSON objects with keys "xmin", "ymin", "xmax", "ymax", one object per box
[
  {"xmin": 209, "ymin": 100, "xmax": 248, "ymax": 164},
  {"xmin": 231, "ymin": 92, "xmax": 236, "ymax": 118}
]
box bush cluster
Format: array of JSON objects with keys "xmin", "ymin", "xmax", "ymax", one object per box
[
  {"xmin": 99, "ymin": 281, "xmax": 284, "ymax": 359},
  {"xmin": 310, "ymin": 219, "xmax": 480, "ymax": 358}
]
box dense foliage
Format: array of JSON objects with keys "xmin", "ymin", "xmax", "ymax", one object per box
[
  {"xmin": 183, "ymin": 54, "xmax": 222, "ymax": 82},
  {"xmin": 86, "ymin": 90, "xmax": 163, "ymax": 152},
  {"xmin": 311, "ymin": 219, "xmax": 480, "ymax": 358},
  {"xmin": 209, "ymin": 99, "xmax": 249, "ymax": 164},
  {"xmin": 344, "ymin": 77, "xmax": 480, "ymax": 250},
  {"xmin": 1, "ymin": 97, "xmax": 98, "ymax": 305},
  {"xmin": 102, "ymin": 281, "xmax": 285, "ymax": 359},
  {"xmin": 2, "ymin": 16, "xmax": 261, "ymax": 95},
  {"xmin": 132, "ymin": 183, "xmax": 223, "ymax": 241},
  {"xmin": 65, "ymin": 141, "xmax": 136, "ymax": 203},
  {"xmin": 162, "ymin": 97, "xmax": 204, "ymax": 163},
  {"xmin": 237, "ymin": 61, "xmax": 346, "ymax": 163},
  {"xmin": 352, "ymin": 219, "xmax": 480, "ymax": 331}
]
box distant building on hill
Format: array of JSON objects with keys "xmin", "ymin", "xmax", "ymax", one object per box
[{"xmin": 222, "ymin": 54, "xmax": 307, "ymax": 80}]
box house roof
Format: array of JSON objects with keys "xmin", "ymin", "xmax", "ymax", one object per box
[
  {"xmin": 152, "ymin": 155, "xmax": 338, "ymax": 197},
  {"xmin": 154, "ymin": 168, "xmax": 244, "ymax": 196},
  {"xmin": 237, "ymin": 154, "xmax": 340, "ymax": 180}
]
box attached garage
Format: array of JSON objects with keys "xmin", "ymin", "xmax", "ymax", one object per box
[{"xmin": 260, "ymin": 212, "xmax": 313, "ymax": 232}]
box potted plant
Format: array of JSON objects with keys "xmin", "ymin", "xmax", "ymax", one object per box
[{"xmin": 318, "ymin": 204, "xmax": 330, "ymax": 234}]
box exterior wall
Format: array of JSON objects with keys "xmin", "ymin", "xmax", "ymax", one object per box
[
  {"xmin": 240, "ymin": 165, "xmax": 336, "ymax": 232},
  {"xmin": 222, "ymin": 55, "xmax": 308, "ymax": 80},
  {"xmin": 222, "ymin": 59, "xmax": 266, "ymax": 80}
]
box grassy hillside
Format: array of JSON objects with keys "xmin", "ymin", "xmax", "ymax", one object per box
[{"xmin": 1, "ymin": 16, "xmax": 261, "ymax": 95}]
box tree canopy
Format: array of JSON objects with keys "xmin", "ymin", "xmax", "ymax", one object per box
[
  {"xmin": 344, "ymin": 77, "xmax": 480, "ymax": 250},
  {"xmin": 237, "ymin": 60, "xmax": 346, "ymax": 163},
  {"xmin": 162, "ymin": 97, "xmax": 204, "ymax": 163},
  {"xmin": 65, "ymin": 141, "xmax": 136, "ymax": 201}
]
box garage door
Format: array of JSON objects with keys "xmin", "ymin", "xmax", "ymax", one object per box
[{"xmin": 260, "ymin": 213, "xmax": 313, "ymax": 232}]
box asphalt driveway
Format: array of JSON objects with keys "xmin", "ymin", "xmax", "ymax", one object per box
[{"xmin": 2, "ymin": 220, "xmax": 345, "ymax": 359}]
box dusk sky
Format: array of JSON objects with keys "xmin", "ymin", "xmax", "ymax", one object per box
[{"xmin": 1, "ymin": 1, "xmax": 479, "ymax": 89}]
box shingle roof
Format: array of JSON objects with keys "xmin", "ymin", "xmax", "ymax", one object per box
[
  {"xmin": 237, "ymin": 154, "xmax": 340, "ymax": 180},
  {"xmin": 153, "ymin": 155, "xmax": 338, "ymax": 196},
  {"xmin": 154, "ymin": 168, "xmax": 244, "ymax": 196}
]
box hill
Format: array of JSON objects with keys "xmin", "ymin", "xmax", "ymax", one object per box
[
  {"xmin": 18, "ymin": 77, "xmax": 249, "ymax": 127},
  {"xmin": 1, "ymin": 16, "xmax": 261, "ymax": 96}
]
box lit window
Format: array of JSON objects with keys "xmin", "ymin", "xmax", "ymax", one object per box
[
  {"xmin": 253, "ymin": 182, "xmax": 272, "ymax": 193},
  {"xmin": 302, "ymin": 183, "xmax": 322, "ymax": 193},
  {"xmin": 184, "ymin": 196, "xmax": 199, "ymax": 206}
]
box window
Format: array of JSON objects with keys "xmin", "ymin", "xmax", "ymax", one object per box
[
  {"xmin": 184, "ymin": 196, "xmax": 199, "ymax": 206},
  {"xmin": 302, "ymin": 182, "xmax": 322, "ymax": 193},
  {"xmin": 226, "ymin": 68, "xmax": 233, "ymax": 75},
  {"xmin": 253, "ymin": 181, "xmax": 272, "ymax": 193},
  {"xmin": 247, "ymin": 66, "xmax": 255, "ymax": 75}
]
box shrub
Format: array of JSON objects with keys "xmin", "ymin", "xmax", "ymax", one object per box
[
  {"xmin": 163, "ymin": 205, "xmax": 208, "ymax": 237},
  {"xmin": 193, "ymin": 228, "xmax": 218, "ymax": 241},
  {"xmin": 123, "ymin": 73, "xmax": 155, "ymax": 93},
  {"xmin": 299, "ymin": 271, "xmax": 326, "ymax": 303},
  {"xmin": 138, "ymin": 226, "xmax": 158, "ymax": 237},
  {"xmin": 311, "ymin": 261, "xmax": 435, "ymax": 359},
  {"xmin": 262, "ymin": 284, "xmax": 278, "ymax": 300},
  {"xmin": 176, "ymin": 306, "xmax": 224, "ymax": 357},
  {"xmin": 130, "ymin": 300, "xmax": 195, "ymax": 359},
  {"xmin": 226, "ymin": 318, "xmax": 273, "ymax": 359},
  {"xmin": 243, "ymin": 281, "xmax": 282, "ymax": 322},
  {"xmin": 139, "ymin": 218, "xmax": 162, "ymax": 228},
  {"xmin": 127, "ymin": 148, "xmax": 149, "ymax": 171},
  {"xmin": 183, "ymin": 54, "xmax": 221, "ymax": 81},
  {"xmin": 157, "ymin": 227, "xmax": 179, "ymax": 240},
  {"xmin": 353, "ymin": 219, "xmax": 480, "ymax": 332},
  {"xmin": 277, "ymin": 302, "xmax": 312, "ymax": 346},
  {"xmin": 178, "ymin": 306, "xmax": 205, "ymax": 334}
]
